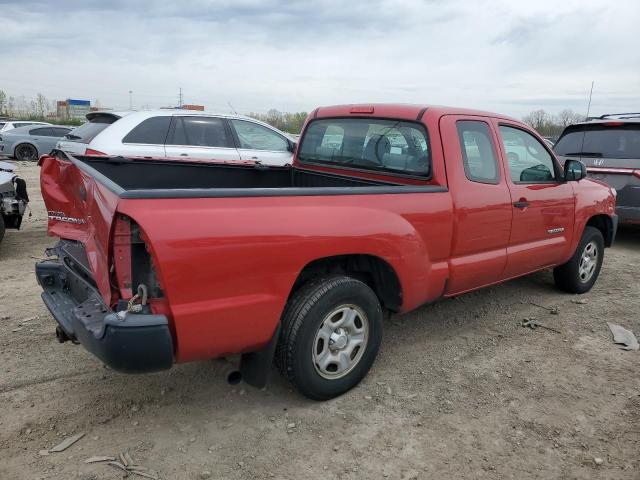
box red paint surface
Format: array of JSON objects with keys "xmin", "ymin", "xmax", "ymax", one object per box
[{"xmin": 39, "ymin": 104, "xmax": 616, "ymax": 363}]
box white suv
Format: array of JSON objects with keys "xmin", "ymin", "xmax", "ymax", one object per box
[{"xmin": 56, "ymin": 110, "xmax": 296, "ymax": 166}]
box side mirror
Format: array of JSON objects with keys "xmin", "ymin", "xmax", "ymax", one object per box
[
  {"xmin": 287, "ymin": 141, "xmax": 297, "ymax": 153},
  {"xmin": 564, "ymin": 159, "xmax": 587, "ymax": 181}
]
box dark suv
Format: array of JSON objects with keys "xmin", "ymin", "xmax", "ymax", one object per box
[{"xmin": 554, "ymin": 113, "xmax": 640, "ymax": 224}]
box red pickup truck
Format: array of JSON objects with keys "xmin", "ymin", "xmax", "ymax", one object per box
[{"xmin": 37, "ymin": 104, "xmax": 617, "ymax": 400}]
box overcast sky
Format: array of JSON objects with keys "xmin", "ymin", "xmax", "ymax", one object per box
[{"xmin": 0, "ymin": 0, "xmax": 638, "ymax": 118}]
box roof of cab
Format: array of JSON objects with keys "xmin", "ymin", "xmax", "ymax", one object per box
[{"xmin": 312, "ymin": 104, "xmax": 519, "ymax": 123}]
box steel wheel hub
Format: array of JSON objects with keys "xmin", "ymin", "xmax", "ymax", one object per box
[
  {"xmin": 312, "ymin": 305, "xmax": 369, "ymax": 380},
  {"xmin": 578, "ymin": 240, "xmax": 598, "ymax": 283}
]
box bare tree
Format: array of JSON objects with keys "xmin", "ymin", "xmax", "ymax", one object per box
[
  {"xmin": 522, "ymin": 109, "xmax": 550, "ymax": 131},
  {"xmin": 555, "ymin": 109, "xmax": 584, "ymax": 127},
  {"xmin": 7, "ymin": 96, "xmax": 15, "ymax": 117},
  {"xmin": 35, "ymin": 93, "xmax": 49, "ymax": 118},
  {"xmin": 0, "ymin": 90, "xmax": 6, "ymax": 115}
]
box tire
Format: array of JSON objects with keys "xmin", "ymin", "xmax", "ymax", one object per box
[
  {"xmin": 553, "ymin": 226, "xmax": 604, "ymax": 294},
  {"xmin": 14, "ymin": 143, "xmax": 38, "ymax": 162},
  {"xmin": 276, "ymin": 276, "xmax": 383, "ymax": 400},
  {"xmin": 0, "ymin": 216, "xmax": 5, "ymax": 244}
]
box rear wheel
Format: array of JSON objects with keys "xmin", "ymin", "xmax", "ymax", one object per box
[
  {"xmin": 553, "ymin": 226, "xmax": 604, "ymax": 294},
  {"xmin": 276, "ymin": 276, "xmax": 383, "ymax": 400},
  {"xmin": 14, "ymin": 143, "xmax": 38, "ymax": 162}
]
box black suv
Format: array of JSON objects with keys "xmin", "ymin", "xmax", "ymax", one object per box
[{"xmin": 554, "ymin": 113, "xmax": 640, "ymax": 224}]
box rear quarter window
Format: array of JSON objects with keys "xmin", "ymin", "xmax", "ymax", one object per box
[
  {"xmin": 122, "ymin": 116, "xmax": 171, "ymax": 144},
  {"xmin": 299, "ymin": 118, "xmax": 431, "ymax": 177}
]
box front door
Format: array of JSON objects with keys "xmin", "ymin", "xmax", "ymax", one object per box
[
  {"xmin": 494, "ymin": 121, "xmax": 575, "ymax": 278},
  {"xmin": 229, "ymin": 119, "xmax": 294, "ymax": 166}
]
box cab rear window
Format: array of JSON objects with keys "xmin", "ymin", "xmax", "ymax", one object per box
[
  {"xmin": 298, "ymin": 118, "xmax": 430, "ymax": 177},
  {"xmin": 555, "ymin": 124, "xmax": 640, "ymax": 159}
]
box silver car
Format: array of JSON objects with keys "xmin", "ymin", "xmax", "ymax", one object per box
[
  {"xmin": 0, "ymin": 120, "xmax": 50, "ymax": 132},
  {"xmin": 0, "ymin": 125, "xmax": 73, "ymax": 161}
]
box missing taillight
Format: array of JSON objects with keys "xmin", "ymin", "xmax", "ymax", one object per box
[
  {"xmin": 113, "ymin": 214, "xmax": 133, "ymax": 299},
  {"xmin": 112, "ymin": 215, "xmax": 163, "ymax": 304}
]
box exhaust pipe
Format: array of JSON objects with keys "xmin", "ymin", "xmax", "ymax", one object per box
[{"xmin": 217, "ymin": 359, "xmax": 242, "ymax": 385}]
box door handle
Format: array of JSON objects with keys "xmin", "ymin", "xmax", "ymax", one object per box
[
  {"xmin": 513, "ymin": 200, "xmax": 529, "ymax": 209},
  {"xmin": 180, "ymin": 153, "xmax": 188, "ymax": 156}
]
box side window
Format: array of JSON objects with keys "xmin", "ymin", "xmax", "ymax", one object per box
[
  {"xmin": 53, "ymin": 128, "xmax": 72, "ymax": 136},
  {"xmin": 499, "ymin": 126, "xmax": 557, "ymax": 183},
  {"xmin": 123, "ymin": 116, "xmax": 171, "ymax": 144},
  {"xmin": 231, "ymin": 120, "xmax": 289, "ymax": 152},
  {"xmin": 30, "ymin": 127, "xmax": 51, "ymax": 136},
  {"xmin": 169, "ymin": 117, "xmax": 232, "ymax": 148},
  {"xmin": 456, "ymin": 121, "xmax": 499, "ymax": 184}
]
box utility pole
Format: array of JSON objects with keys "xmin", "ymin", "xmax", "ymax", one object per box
[
  {"xmin": 179, "ymin": 87, "xmax": 183, "ymax": 108},
  {"xmin": 129, "ymin": 90, "xmax": 133, "ymax": 110}
]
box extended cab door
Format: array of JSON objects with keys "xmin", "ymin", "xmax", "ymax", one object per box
[
  {"xmin": 440, "ymin": 115, "xmax": 512, "ymax": 294},
  {"xmin": 494, "ymin": 121, "xmax": 575, "ymax": 278},
  {"xmin": 164, "ymin": 116, "xmax": 241, "ymax": 161}
]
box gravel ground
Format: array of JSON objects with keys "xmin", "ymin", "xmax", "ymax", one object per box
[{"xmin": 0, "ymin": 161, "xmax": 638, "ymax": 480}]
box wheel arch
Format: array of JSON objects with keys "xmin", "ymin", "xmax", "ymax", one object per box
[
  {"xmin": 585, "ymin": 214, "xmax": 614, "ymax": 247},
  {"xmin": 288, "ymin": 254, "xmax": 403, "ymax": 313}
]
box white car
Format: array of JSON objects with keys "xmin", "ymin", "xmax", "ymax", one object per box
[
  {"xmin": 56, "ymin": 110, "xmax": 296, "ymax": 166},
  {"xmin": 0, "ymin": 120, "xmax": 51, "ymax": 133}
]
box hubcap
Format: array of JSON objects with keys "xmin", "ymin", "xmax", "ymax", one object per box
[
  {"xmin": 578, "ymin": 240, "xmax": 598, "ymax": 283},
  {"xmin": 312, "ymin": 305, "xmax": 368, "ymax": 380}
]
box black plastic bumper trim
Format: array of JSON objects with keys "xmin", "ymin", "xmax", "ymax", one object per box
[{"xmin": 35, "ymin": 243, "xmax": 173, "ymax": 373}]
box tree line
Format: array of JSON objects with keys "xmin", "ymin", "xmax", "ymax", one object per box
[
  {"xmin": 522, "ymin": 109, "xmax": 585, "ymax": 138},
  {"xmin": 246, "ymin": 109, "xmax": 308, "ymax": 134}
]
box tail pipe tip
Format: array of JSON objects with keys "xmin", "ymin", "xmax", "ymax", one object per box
[{"xmin": 220, "ymin": 362, "xmax": 242, "ymax": 385}]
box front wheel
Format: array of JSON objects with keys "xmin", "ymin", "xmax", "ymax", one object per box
[
  {"xmin": 276, "ymin": 276, "xmax": 383, "ymax": 400},
  {"xmin": 553, "ymin": 226, "xmax": 604, "ymax": 294}
]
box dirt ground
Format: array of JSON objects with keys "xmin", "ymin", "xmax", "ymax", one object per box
[{"xmin": 0, "ymin": 161, "xmax": 638, "ymax": 480}]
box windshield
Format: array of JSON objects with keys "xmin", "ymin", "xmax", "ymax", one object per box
[
  {"xmin": 64, "ymin": 118, "xmax": 117, "ymax": 143},
  {"xmin": 554, "ymin": 124, "xmax": 640, "ymax": 159},
  {"xmin": 298, "ymin": 118, "xmax": 430, "ymax": 176}
]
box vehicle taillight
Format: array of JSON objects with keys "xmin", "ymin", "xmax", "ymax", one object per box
[
  {"xmin": 85, "ymin": 148, "xmax": 107, "ymax": 156},
  {"xmin": 602, "ymin": 122, "xmax": 624, "ymax": 127}
]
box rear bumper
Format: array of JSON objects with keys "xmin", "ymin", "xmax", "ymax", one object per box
[
  {"xmin": 586, "ymin": 170, "xmax": 640, "ymax": 224},
  {"xmin": 35, "ymin": 242, "xmax": 173, "ymax": 373},
  {"xmin": 616, "ymin": 206, "xmax": 640, "ymax": 224}
]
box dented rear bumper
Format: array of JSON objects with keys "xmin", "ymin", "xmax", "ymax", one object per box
[{"xmin": 35, "ymin": 241, "xmax": 173, "ymax": 373}]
